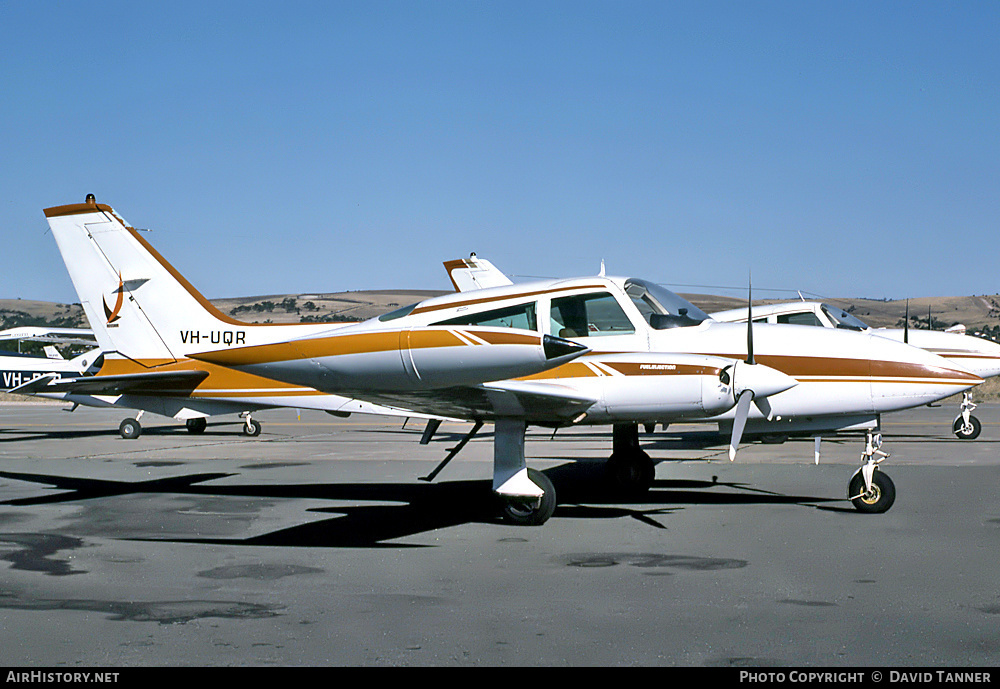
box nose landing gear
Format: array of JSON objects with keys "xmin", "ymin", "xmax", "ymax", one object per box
[
  {"xmin": 953, "ymin": 393, "xmax": 981, "ymax": 440},
  {"xmin": 848, "ymin": 430, "xmax": 896, "ymax": 513}
]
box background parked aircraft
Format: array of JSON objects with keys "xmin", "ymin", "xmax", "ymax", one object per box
[
  {"xmin": 0, "ymin": 327, "xmax": 99, "ymax": 393},
  {"xmin": 710, "ymin": 300, "xmax": 1000, "ymax": 439}
]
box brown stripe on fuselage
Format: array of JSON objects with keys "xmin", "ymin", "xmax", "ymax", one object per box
[
  {"xmin": 601, "ymin": 362, "xmax": 723, "ymax": 377},
  {"xmin": 704, "ymin": 353, "xmax": 981, "ymax": 384},
  {"xmin": 467, "ymin": 330, "xmax": 542, "ymax": 346},
  {"xmin": 517, "ymin": 360, "xmax": 722, "ymax": 381},
  {"xmin": 518, "ymin": 361, "xmax": 600, "ymax": 380},
  {"xmin": 188, "ymin": 327, "xmax": 530, "ymax": 367}
]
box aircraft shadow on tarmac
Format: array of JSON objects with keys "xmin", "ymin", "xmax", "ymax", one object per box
[{"xmin": 0, "ymin": 462, "xmax": 839, "ymax": 548}]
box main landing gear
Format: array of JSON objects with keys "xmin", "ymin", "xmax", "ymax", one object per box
[
  {"xmin": 493, "ymin": 419, "xmax": 556, "ymax": 526},
  {"xmin": 848, "ymin": 430, "xmax": 896, "ymax": 513},
  {"xmin": 607, "ymin": 423, "xmax": 656, "ymax": 497},
  {"xmin": 117, "ymin": 411, "xmax": 262, "ymax": 439},
  {"xmin": 952, "ymin": 393, "xmax": 981, "ymax": 440}
]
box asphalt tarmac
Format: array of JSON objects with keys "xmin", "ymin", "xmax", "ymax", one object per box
[{"xmin": 1, "ymin": 401, "xmax": 998, "ymax": 667}]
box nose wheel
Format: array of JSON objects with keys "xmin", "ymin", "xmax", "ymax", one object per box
[
  {"xmin": 953, "ymin": 393, "xmax": 981, "ymax": 439},
  {"xmin": 848, "ymin": 431, "xmax": 896, "ymax": 513},
  {"xmin": 848, "ymin": 469, "xmax": 896, "ymax": 513}
]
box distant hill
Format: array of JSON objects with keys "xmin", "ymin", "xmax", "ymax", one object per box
[{"xmin": 2, "ymin": 289, "xmax": 999, "ymax": 339}]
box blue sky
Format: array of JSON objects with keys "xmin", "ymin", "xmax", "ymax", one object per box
[{"xmin": 2, "ymin": 1, "xmax": 998, "ymax": 304}]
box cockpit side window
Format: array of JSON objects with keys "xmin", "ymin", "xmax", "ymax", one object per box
[
  {"xmin": 435, "ymin": 302, "xmax": 537, "ymax": 331},
  {"xmin": 777, "ymin": 312, "xmax": 823, "ymax": 327},
  {"xmin": 549, "ymin": 292, "xmax": 634, "ymax": 338},
  {"xmin": 378, "ymin": 303, "xmax": 418, "ymax": 322}
]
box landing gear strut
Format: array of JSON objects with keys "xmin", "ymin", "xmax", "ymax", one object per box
[
  {"xmin": 493, "ymin": 418, "xmax": 555, "ymax": 525},
  {"xmin": 953, "ymin": 393, "xmax": 981, "ymax": 440},
  {"xmin": 848, "ymin": 430, "xmax": 896, "ymax": 513},
  {"xmin": 607, "ymin": 423, "xmax": 656, "ymax": 497}
]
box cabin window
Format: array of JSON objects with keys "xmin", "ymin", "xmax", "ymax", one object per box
[
  {"xmin": 549, "ymin": 292, "xmax": 635, "ymax": 338},
  {"xmin": 435, "ymin": 302, "xmax": 537, "ymax": 331}
]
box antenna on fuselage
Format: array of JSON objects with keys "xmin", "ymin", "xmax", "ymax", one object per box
[
  {"xmin": 904, "ymin": 299, "xmax": 910, "ymax": 344},
  {"xmin": 746, "ymin": 273, "xmax": 754, "ymax": 365}
]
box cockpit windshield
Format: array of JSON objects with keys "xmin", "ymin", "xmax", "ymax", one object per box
[
  {"xmin": 624, "ymin": 278, "xmax": 710, "ymax": 329},
  {"xmin": 820, "ymin": 304, "xmax": 869, "ymax": 331}
]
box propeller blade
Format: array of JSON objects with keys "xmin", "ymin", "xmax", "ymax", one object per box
[
  {"xmin": 729, "ymin": 389, "xmax": 754, "ymax": 461},
  {"xmin": 754, "ymin": 394, "xmax": 774, "ymax": 421}
]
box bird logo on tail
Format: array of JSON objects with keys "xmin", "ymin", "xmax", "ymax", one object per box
[{"xmin": 103, "ymin": 273, "xmax": 124, "ymax": 325}]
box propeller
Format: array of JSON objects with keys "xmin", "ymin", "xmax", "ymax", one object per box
[{"xmin": 727, "ymin": 274, "xmax": 797, "ymax": 461}]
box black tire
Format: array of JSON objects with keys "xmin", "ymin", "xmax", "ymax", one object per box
[
  {"xmin": 119, "ymin": 418, "xmax": 141, "ymax": 440},
  {"xmin": 501, "ymin": 468, "xmax": 556, "ymax": 526},
  {"xmin": 953, "ymin": 415, "xmax": 982, "ymax": 440},
  {"xmin": 242, "ymin": 419, "xmax": 262, "ymax": 437},
  {"xmin": 607, "ymin": 450, "xmax": 655, "ymax": 497},
  {"xmin": 848, "ymin": 470, "xmax": 896, "ymax": 514},
  {"xmin": 759, "ymin": 433, "xmax": 789, "ymax": 445},
  {"xmin": 186, "ymin": 418, "xmax": 207, "ymax": 434}
]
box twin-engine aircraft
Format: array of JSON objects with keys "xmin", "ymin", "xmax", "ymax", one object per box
[
  {"xmin": 710, "ymin": 300, "xmax": 1000, "ymax": 440},
  {"xmin": 32, "ymin": 200, "xmax": 982, "ymax": 526}
]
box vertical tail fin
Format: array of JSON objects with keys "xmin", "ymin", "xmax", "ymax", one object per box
[
  {"xmin": 443, "ymin": 254, "xmax": 514, "ymax": 292},
  {"xmin": 43, "ymin": 196, "xmax": 326, "ymax": 367}
]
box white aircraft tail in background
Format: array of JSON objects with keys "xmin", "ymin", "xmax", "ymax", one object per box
[{"xmin": 444, "ymin": 254, "xmax": 513, "ymax": 292}]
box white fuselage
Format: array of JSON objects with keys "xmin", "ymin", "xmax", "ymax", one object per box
[
  {"xmin": 711, "ymin": 301, "xmax": 1000, "ymax": 382},
  {"xmin": 332, "ymin": 276, "xmax": 982, "ymax": 429}
]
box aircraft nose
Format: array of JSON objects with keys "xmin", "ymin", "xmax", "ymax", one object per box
[
  {"xmin": 543, "ymin": 334, "xmax": 590, "ymax": 361},
  {"xmin": 868, "ymin": 332, "xmax": 983, "ymax": 410}
]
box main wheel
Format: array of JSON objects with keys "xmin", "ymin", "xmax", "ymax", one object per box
[
  {"xmin": 848, "ymin": 470, "xmax": 896, "ymax": 514},
  {"xmin": 953, "ymin": 415, "xmax": 982, "ymax": 440},
  {"xmin": 501, "ymin": 468, "xmax": 556, "ymax": 526},
  {"xmin": 186, "ymin": 417, "xmax": 207, "ymax": 434},
  {"xmin": 119, "ymin": 418, "xmax": 141, "ymax": 440},
  {"xmin": 607, "ymin": 449, "xmax": 655, "ymax": 497},
  {"xmin": 242, "ymin": 419, "xmax": 262, "ymax": 437}
]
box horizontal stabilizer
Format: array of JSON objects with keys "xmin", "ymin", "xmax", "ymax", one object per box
[{"xmin": 15, "ymin": 369, "xmax": 210, "ymax": 396}]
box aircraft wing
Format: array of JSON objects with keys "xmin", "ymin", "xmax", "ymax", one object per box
[
  {"xmin": 10, "ymin": 370, "xmax": 210, "ymax": 396},
  {"xmin": 333, "ymin": 380, "xmax": 596, "ymax": 424},
  {"xmin": 0, "ymin": 327, "xmax": 97, "ymax": 347}
]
